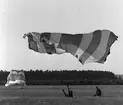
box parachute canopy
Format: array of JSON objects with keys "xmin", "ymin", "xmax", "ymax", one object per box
[
  {"xmin": 24, "ymin": 29, "xmax": 118, "ymax": 64},
  {"xmin": 5, "ymin": 70, "xmax": 26, "ymax": 87}
]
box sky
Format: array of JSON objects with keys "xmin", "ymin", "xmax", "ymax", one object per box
[{"xmin": 0, "ymin": 0, "xmax": 123, "ymax": 74}]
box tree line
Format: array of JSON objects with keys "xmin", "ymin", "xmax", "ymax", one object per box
[{"xmin": 0, "ymin": 70, "xmax": 122, "ymax": 85}]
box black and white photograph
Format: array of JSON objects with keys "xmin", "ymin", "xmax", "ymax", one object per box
[{"xmin": 0, "ymin": 0, "xmax": 123, "ymax": 105}]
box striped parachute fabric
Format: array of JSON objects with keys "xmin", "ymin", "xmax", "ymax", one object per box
[{"xmin": 24, "ymin": 29, "xmax": 118, "ymax": 64}]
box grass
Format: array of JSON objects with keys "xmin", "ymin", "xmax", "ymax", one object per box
[{"xmin": 0, "ymin": 85, "xmax": 123, "ymax": 105}]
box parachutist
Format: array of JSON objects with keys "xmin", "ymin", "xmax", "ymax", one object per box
[
  {"xmin": 93, "ymin": 86, "xmax": 102, "ymax": 97},
  {"xmin": 62, "ymin": 85, "xmax": 73, "ymax": 97}
]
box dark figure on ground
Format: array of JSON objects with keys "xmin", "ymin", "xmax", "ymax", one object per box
[
  {"xmin": 93, "ymin": 86, "xmax": 102, "ymax": 96},
  {"xmin": 62, "ymin": 85, "xmax": 73, "ymax": 97}
]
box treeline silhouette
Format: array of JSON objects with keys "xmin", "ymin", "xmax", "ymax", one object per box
[{"xmin": 0, "ymin": 70, "xmax": 122, "ymax": 85}]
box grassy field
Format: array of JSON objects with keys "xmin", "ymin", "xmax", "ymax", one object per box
[{"xmin": 0, "ymin": 85, "xmax": 123, "ymax": 105}]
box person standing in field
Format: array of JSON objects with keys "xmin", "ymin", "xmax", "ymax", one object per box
[
  {"xmin": 62, "ymin": 85, "xmax": 73, "ymax": 97},
  {"xmin": 93, "ymin": 86, "xmax": 102, "ymax": 96}
]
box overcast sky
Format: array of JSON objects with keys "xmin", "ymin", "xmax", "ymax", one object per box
[{"xmin": 0, "ymin": 0, "xmax": 123, "ymax": 74}]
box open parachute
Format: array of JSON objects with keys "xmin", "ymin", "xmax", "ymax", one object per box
[
  {"xmin": 5, "ymin": 70, "xmax": 26, "ymax": 87},
  {"xmin": 23, "ymin": 29, "xmax": 118, "ymax": 64}
]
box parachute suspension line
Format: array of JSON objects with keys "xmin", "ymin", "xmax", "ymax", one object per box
[
  {"xmin": 21, "ymin": 34, "xmax": 27, "ymax": 105},
  {"xmin": 23, "ymin": 34, "xmax": 27, "ymax": 71},
  {"xmin": 20, "ymin": 88, "xmax": 24, "ymax": 105}
]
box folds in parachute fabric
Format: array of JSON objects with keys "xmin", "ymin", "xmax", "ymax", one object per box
[
  {"xmin": 24, "ymin": 29, "xmax": 118, "ymax": 64},
  {"xmin": 5, "ymin": 70, "xmax": 26, "ymax": 87}
]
